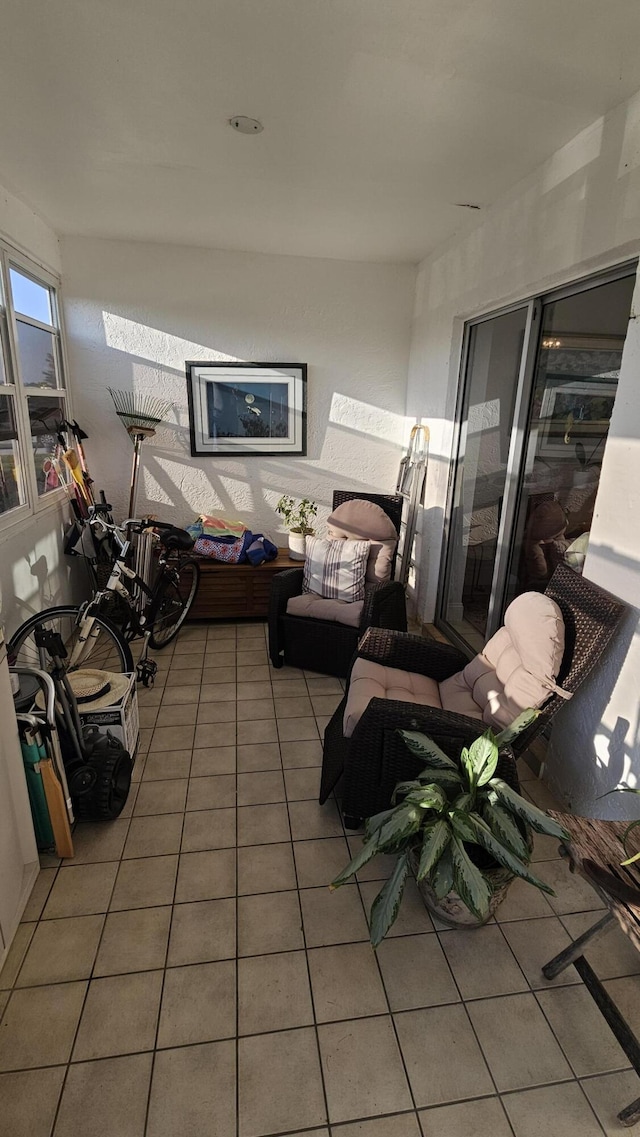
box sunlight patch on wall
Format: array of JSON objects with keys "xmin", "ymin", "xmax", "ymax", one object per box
[
  {"xmin": 101, "ymin": 311, "xmax": 240, "ymax": 371},
  {"xmin": 329, "ymin": 393, "xmax": 408, "ymax": 445},
  {"xmin": 542, "ymin": 115, "xmax": 604, "ymax": 194},
  {"xmin": 145, "ymin": 455, "xmax": 258, "ymax": 520},
  {"xmin": 594, "ymin": 731, "xmax": 613, "ymax": 773},
  {"xmin": 619, "ymin": 89, "xmax": 640, "ymax": 176}
]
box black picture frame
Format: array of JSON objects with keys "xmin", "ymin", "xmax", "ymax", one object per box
[{"xmin": 185, "ymin": 361, "xmax": 307, "ymax": 457}]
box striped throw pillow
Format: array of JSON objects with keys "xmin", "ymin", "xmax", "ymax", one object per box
[{"xmin": 303, "ymin": 537, "xmax": 370, "ymax": 602}]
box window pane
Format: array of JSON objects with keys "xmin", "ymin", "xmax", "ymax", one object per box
[
  {"xmin": 28, "ymin": 395, "xmax": 67, "ymax": 496},
  {"xmin": 16, "ymin": 321, "xmax": 59, "ymax": 388},
  {"xmin": 9, "ymin": 268, "xmax": 53, "ymax": 324},
  {"xmin": 0, "ymin": 394, "xmax": 25, "ymax": 514},
  {"xmin": 441, "ymin": 307, "xmax": 527, "ymax": 651},
  {"xmin": 505, "ymin": 274, "xmax": 635, "ymax": 603}
]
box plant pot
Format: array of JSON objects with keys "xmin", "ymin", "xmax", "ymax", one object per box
[
  {"xmin": 288, "ymin": 531, "xmax": 308, "ymax": 560},
  {"xmin": 409, "ymin": 848, "xmax": 515, "ymax": 929}
]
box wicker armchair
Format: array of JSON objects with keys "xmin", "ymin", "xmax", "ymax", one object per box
[
  {"xmin": 268, "ymin": 491, "xmax": 407, "ymax": 678},
  {"xmin": 320, "ymin": 562, "xmax": 626, "ymax": 827}
]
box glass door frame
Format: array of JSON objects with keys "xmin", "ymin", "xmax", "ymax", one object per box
[{"xmin": 436, "ymin": 260, "xmax": 637, "ymax": 654}]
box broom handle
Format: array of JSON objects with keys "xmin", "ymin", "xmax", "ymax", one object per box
[{"xmin": 129, "ymin": 434, "xmax": 143, "ymax": 518}]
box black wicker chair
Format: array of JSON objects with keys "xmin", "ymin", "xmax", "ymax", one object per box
[
  {"xmin": 268, "ymin": 490, "xmax": 407, "ymax": 678},
  {"xmin": 319, "ymin": 562, "xmax": 626, "ymax": 827}
]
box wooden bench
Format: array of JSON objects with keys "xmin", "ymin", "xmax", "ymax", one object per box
[
  {"xmin": 543, "ymin": 812, "xmax": 640, "ymax": 1127},
  {"xmin": 188, "ymin": 548, "xmax": 293, "ymax": 620}
]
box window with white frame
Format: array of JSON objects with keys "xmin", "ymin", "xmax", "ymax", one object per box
[{"xmin": 0, "ymin": 246, "xmax": 70, "ymax": 525}]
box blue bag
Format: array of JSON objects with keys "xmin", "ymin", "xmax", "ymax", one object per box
[{"xmin": 244, "ymin": 535, "xmax": 278, "ymax": 566}]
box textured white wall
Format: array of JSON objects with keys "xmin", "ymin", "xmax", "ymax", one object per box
[
  {"xmin": 61, "ymin": 237, "xmax": 415, "ymax": 540},
  {"xmin": 406, "ymin": 88, "xmax": 640, "ymax": 817},
  {"xmin": 0, "ymin": 180, "xmax": 81, "ymax": 637},
  {"xmin": 0, "ymin": 180, "xmax": 61, "ymax": 275}
]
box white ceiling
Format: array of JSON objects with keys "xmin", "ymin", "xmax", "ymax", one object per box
[{"xmin": 2, "ymin": 0, "xmax": 640, "ymax": 263}]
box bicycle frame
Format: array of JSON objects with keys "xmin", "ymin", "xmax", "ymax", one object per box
[
  {"xmin": 70, "ymin": 557, "xmax": 151, "ymax": 671},
  {"xmin": 69, "ymin": 516, "xmax": 182, "ymax": 671}
]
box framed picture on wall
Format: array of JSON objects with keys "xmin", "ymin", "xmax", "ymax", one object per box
[
  {"xmin": 538, "ymin": 378, "xmax": 617, "ymax": 459},
  {"xmin": 185, "ymin": 362, "xmax": 307, "ymax": 457}
]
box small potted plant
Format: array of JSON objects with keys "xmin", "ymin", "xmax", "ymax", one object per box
[
  {"xmin": 276, "ymin": 495, "xmax": 318, "ymax": 560},
  {"xmin": 574, "ymin": 440, "xmax": 601, "ymax": 487},
  {"xmin": 332, "ymin": 710, "xmax": 571, "ymax": 943}
]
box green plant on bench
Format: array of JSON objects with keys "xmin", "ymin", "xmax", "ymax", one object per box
[
  {"xmin": 332, "ymin": 709, "xmax": 571, "ymax": 944},
  {"xmin": 275, "ymin": 495, "xmax": 317, "ymax": 535}
]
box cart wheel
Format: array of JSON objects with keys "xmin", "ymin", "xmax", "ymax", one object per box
[
  {"xmin": 74, "ymin": 748, "xmax": 132, "ymax": 821},
  {"xmin": 68, "ymin": 765, "xmax": 98, "ymax": 797}
]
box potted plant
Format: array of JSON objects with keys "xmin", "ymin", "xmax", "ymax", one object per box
[
  {"xmin": 574, "ymin": 440, "xmax": 600, "ymax": 487},
  {"xmin": 332, "ymin": 710, "xmax": 571, "ymax": 944},
  {"xmin": 276, "ymin": 495, "xmax": 318, "ymax": 560}
]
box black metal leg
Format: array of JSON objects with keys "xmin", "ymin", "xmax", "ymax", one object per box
[
  {"xmin": 542, "ymin": 912, "xmax": 614, "ymax": 979},
  {"xmin": 574, "ymin": 956, "xmax": 640, "ymax": 1068},
  {"xmin": 618, "ymin": 1097, "xmax": 640, "ymax": 1127},
  {"xmin": 343, "ymin": 814, "xmax": 364, "ymax": 831}
]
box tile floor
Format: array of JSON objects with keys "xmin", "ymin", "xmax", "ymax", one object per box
[{"xmin": 1, "ymin": 619, "xmax": 640, "ymax": 1136}]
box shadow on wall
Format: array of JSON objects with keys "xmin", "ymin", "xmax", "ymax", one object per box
[
  {"xmin": 547, "ymin": 543, "xmax": 640, "ymax": 819},
  {"xmin": 0, "ymin": 510, "xmax": 88, "ymax": 637},
  {"xmin": 71, "ymin": 322, "xmax": 409, "ymax": 537}
]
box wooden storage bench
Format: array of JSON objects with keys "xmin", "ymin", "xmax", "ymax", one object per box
[{"xmin": 188, "ymin": 548, "xmax": 293, "ymax": 620}]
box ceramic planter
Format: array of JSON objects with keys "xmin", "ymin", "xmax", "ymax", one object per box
[
  {"xmin": 288, "ymin": 531, "xmax": 307, "ymax": 560},
  {"xmin": 408, "ymin": 843, "xmax": 525, "ymax": 929}
]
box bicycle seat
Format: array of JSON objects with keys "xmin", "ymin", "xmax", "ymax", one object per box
[{"xmin": 158, "ymin": 526, "xmax": 194, "ymax": 552}]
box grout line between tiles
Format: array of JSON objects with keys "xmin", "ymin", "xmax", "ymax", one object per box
[
  {"xmin": 141, "ymin": 736, "xmax": 191, "ymax": 1137},
  {"xmin": 409, "ymin": 901, "xmax": 516, "ymax": 1131},
  {"xmin": 284, "ymin": 773, "xmax": 332, "ymax": 1133},
  {"xmin": 363, "ymin": 871, "xmax": 427, "ymax": 1132},
  {"xmin": 47, "ymin": 800, "xmax": 126, "ymax": 1137},
  {"xmin": 234, "ymin": 698, "xmax": 240, "ymax": 1137},
  {"xmin": 497, "ymin": 1080, "xmax": 609, "ymax": 1137},
  {"xmin": 3, "ymin": 621, "xmax": 628, "ymax": 1136}
]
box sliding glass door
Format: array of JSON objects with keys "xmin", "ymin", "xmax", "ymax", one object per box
[
  {"xmin": 438, "ymin": 266, "xmax": 636, "ymax": 652},
  {"xmin": 440, "ymin": 306, "xmax": 529, "ymax": 651}
]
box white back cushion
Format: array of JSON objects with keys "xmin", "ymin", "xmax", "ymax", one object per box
[
  {"xmin": 327, "ymin": 499, "xmax": 398, "ymax": 583},
  {"xmin": 439, "ymin": 592, "xmax": 565, "ymax": 729}
]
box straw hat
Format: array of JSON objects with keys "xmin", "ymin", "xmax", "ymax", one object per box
[
  {"xmin": 36, "ymin": 669, "xmax": 132, "ymax": 712},
  {"xmin": 68, "ymin": 670, "xmax": 132, "ymax": 709}
]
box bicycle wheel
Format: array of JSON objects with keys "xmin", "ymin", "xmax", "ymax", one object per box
[
  {"xmin": 148, "ymin": 559, "xmax": 200, "ymax": 648},
  {"xmin": 9, "ymin": 605, "xmax": 134, "ymax": 675}
]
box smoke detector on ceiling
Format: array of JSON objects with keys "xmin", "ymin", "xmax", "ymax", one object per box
[{"xmin": 229, "ymin": 116, "xmax": 263, "ymax": 134}]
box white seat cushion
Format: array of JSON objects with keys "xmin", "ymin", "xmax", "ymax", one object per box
[
  {"xmin": 342, "ymin": 592, "xmax": 566, "ymax": 740},
  {"xmin": 343, "ymin": 659, "xmax": 442, "ymax": 738},
  {"xmin": 327, "ymin": 499, "xmax": 398, "ymax": 583},
  {"xmin": 286, "ymin": 593, "xmax": 364, "ymax": 628},
  {"xmin": 439, "ymin": 592, "xmax": 566, "ymax": 730}
]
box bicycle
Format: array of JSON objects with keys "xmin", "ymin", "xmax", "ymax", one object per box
[{"xmin": 9, "ymin": 503, "xmax": 201, "ymax": 687}]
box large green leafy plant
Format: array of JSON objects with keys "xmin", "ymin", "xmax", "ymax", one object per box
[{"xmin": 332, "ymin": 710, "xmax": 571, "ymax": 945}]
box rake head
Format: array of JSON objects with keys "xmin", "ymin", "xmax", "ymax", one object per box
[{"xmin": 108, "ymin": 388, "xmax": 172, "ymax": 435}]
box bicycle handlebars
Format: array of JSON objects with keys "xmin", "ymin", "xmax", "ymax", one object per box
[{"xmin": 87, "ymin": 511, "xmax": 178, "ymax": 539}]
